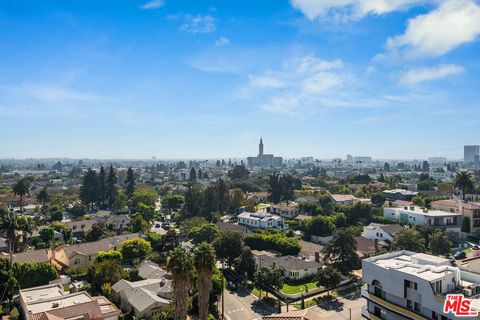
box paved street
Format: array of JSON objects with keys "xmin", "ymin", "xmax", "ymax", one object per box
[
  {"xmin": 222, "ymin": 285, "xmax": 275, "ymax": 320},
  {"xmin": 307, "ymin": 290, "xmax": 365, "ymax": 320}
]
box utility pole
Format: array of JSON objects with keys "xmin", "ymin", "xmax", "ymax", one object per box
[{"xmin": 221, "ymin": 261, "xmax": 225, "ymax": 319}]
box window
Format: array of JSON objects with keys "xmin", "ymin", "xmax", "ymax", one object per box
[
  {"xmin": 74, "ymin": 258, "xmax": 81, "ymax": 265},
  {"xmin": 405, "ymin": 280, "xmax": 418, "ymax": 290},
  {"xmin": 414, "ymin": 302, "xmax": 420, "ymax": 312},
  {"xmin": 432, "ymin": 311, "xmax": 438, "ymax": 320},
  {"xmin": 407, "ymin": 299, "xmax": 412, "ymax": 310},
  {"xmin": 434, "ymin": 280, "xmax": 442, "ymax": 294}
]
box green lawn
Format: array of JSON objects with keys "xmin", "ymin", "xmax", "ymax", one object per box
[{"xmin": 280, "ymin": 282, "xmax": 318, "ymax": 295}]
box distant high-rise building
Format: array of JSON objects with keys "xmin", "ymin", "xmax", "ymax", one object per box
[
  {"xmin": 464, "ymin": 145, "xmax": 480, "ymax": 165},
  {"xmin": 346, "ymin": 154, "xmax": 353, "ymax": 162},
  {"xmin": 247, "ymin": 138, "xmax": 282, "ymax": 168}
]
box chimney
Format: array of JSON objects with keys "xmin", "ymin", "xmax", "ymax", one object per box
[
  {"xmin": 374, "ymin": 239, "xmax": 379, "ymax": 252},
  {"xmin": 315, "ymin": 252, "xmax": 320, "ymax": 263}
]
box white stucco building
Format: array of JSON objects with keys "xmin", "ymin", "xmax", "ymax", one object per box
[
  {"xmin": 362, "ymin": 251, "xmax": 480, "ymax": 320},
  {"xmin": 383, "ymin": 206, "xmax": 461, "ymax": 239},
  {"xmin": 237, "ymin": 211, "xmax": 287, "ymax": 230}
]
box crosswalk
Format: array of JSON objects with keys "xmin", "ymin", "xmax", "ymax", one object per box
[{"xmin": 227, "ymin": 307, "xmax": 245, "ymax": 314}]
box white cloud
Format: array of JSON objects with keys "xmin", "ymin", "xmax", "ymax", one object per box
[
  {"xmin": 215, "ymin": 36, "xmax": 230, "ymax": 47},
  {"xmin": 139, "ymin": 0, "xmax": 164, "ymax": 10},
  {"xmin": 387, "ymin": 0, "xmax": 480, "ymax": 57},
  {"xmin": 240, "ymin": 54, "xmax": 353, "ymax": 114},
  {"xmin": 401, "ymin": 64, "xmax": 465, "ymax": 83},
  {"xmin": 180, "ymin": 15, "xmax": 215, "ymax": 34},
  {"xmin": 290, "ymin": 0, "xmax": 428, "ymax": 21}
]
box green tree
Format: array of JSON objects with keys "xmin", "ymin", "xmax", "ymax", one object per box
[
  {"xmin": 316, "ymin": 266, "xmax": 342, "ymax": 295},
  {"xmin": 167, "ymin": 248, "xmax": 193, "ymax": 320},
  {"xmin": 454, "ymin": 170, "xmax": 475, "ymax": 201},
  {"xmin": 125, "ymin": 167, "xmax": 136, "ymax": 198},
  {"xmin": 15, "ymin": 262, "xmax": 57, "ymax": 288},
  {"xmin": 230, "ymin": 188, "xmax": 246, "ymax": 211},
  {"xmin": 39, "ymin": 227, "xmax": 55, "ymax": 244},
  {"xmin": 98, "ymin": 166, "xmax": 107, "ymax": 208},
  {"xmin": 322, "ymin": 228, "xmax": 360, "ymax": 275},
  {"xmin": 88, "ymin": 259, "xmax": 125, "ymax": 288},
  {"xmin": 305, "ymin": 216, "xmax": 336, "ymax": 237},
  {"xmin": 96, "ymin": 250, "xmax": 123, "ymax": 263},
  {"xmin": 370, "ymin": 192, "xmax": 386, "ymax": 207},
  {"xmin": 85, "ymin": 222, "xmax": 106, "ymax": 242},
  {"xmin": 80, "ymin": 169, "xmax": 99, "ymax": 211},
  {"xmin": 162, "ymin": 194, "xmax": 185, "ymax": 213},
  {"xmin": 18, "ymin": 217, "xmax": 36, "ymax": 251},
  {"xmin": 429, "ymin": 229, "xmax": 452, "ymax": 256},
  {"xmin": 189, "ymin": 223, "xmax": 220, "ymax": 244},
  {"xmin": 131, "ymin": 213, "xmax": 151, "ymax": 233},
  {"xmin": 214, "ymin": 179, "xmax": 230, "ymax": 213},
  {"xmin": 69, "ymin": 203, "xmax": 87, "ymax": 218},
  {"xmin": 10, "ymin": 308, "xmax": 19, "ymax": 320},
  {"xmin": 462, "ymin": 216, "xmax": 471, "ymax": 233},
  {"xmin": 392, "ymin": 228, "xmax": 426, "ymax": 252},
  {"xmin": 36, "ymin": 188, "xmax": 49, "ymax": 206},
  {"xmin": 193, "ymin": 243, "xmax": 216, "ymax": 320},
  {"xmin": 189, "ymin": 168, "xmax": 197, "ymax": 182},
  {"xmin": 254, "ymin": 264, "xmax": 284, "ymax": 297},
  {"xmin": 234, "ymin": 246, "xmax": 256, "ymax": 278},
  {"xmin": 119, "ymin": 238, "xmax": 152, "ymax": 260},
  {"xmin": 214, "ymin": 230, "xmax": 243, "ymax": 265},
  {"xmin": 106, "ymin": 165, "xmax": 117, "ymax": 208},
  {"xmin": 0, "ymin": 259, "xmax": 18, "ymax": 300},
  {"xmin": 13, "ymin": 178, "xmax": 30, "ymax": 212},
  {"xmin": 0, "ymin": 209, "xmax": 19, "ymax": 254}
]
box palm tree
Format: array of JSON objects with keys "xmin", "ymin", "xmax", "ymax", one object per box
[
  {"xmin": 12, "ymin": 178, "xmax": 30, "ymax": 212},
  {"xmin": 18, "ymin": 217, "xmax": 36, "ymax": 252},
  {"xmin": 36, "ymin": 188, "xmax": 49, "ymax": 206},
  {"xmin": 0, "ymin": 209, "xmax": 19, "ymax": 254},
  {"xmin": 454, "ymin": 170, "xmax": 475, "ymax": 201},
  {"xmin": 167, "ymin": 247, "xmax": 193, "ymax": 320},
  {"xmin": 193, "ymin": 243, "xmax": 216, "ymax": 320}
]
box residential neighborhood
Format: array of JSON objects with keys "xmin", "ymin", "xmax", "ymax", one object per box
[{"xmin": 2, "ymin": 1, "xmax": 480, "ymax": 320}]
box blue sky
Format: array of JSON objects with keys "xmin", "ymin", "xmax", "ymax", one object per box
[{"xmin": 1, "ymin": 0, "xmax": 480, "ymax": 160}]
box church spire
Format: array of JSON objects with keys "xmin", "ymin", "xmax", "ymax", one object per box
[{"xmin": 259, "ymin": 137, "xmax": 264, "ymax": 155}]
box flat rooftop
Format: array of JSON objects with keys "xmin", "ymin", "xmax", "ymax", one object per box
[
  {"xmin": 389, "ymin": 206, "xmax": 461, "ymax": 217},
  {"xmin": 366, "ymin": 251, "xmax": 454, "ymax": 282}
]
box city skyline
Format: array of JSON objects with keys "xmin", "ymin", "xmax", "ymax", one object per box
[{"xmin": 1, "ymin": 0, "xmax": 480, "ymax": 159}]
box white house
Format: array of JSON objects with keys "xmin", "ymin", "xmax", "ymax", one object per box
[
  {"xmin": 361, "ymin": 223, "xmax": 404, "ymax": 242},
  {"xmin": 362, "ymin": 250, "xmax": 480, "ymax": 320},
  {"xmin": 237, "ymin": 211, "xmax": 288, "ymax": 230},
  {"xmin": 383, "ymin": 206, "xmax": 462, "ymax": 239}
]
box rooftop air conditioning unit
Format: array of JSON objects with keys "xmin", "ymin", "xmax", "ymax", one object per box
[{"xmin": 463, "ymin": 288, "xmax": 473, "ymax": 297}]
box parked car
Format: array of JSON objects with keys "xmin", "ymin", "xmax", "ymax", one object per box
[
  {"xmin": 454, "ymin": 251, "xmax": 467, "ymax": 260},
  {"xmin": 227, "ymin": 281, "xmax": 237, "ymax": 291}
]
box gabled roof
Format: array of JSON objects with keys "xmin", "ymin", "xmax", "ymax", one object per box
[
  {"xmin": 216, "ymin": 221, "xmax": 248, "ymax": 234},
  {"xmin": 11, "ymin": 249, "xmax": 50, "ymax": 264},
  {"xmin": 59, "ymin": 233, "xmax": 142, "ymax": 258},
  {"xmin": 257, "ymin": 255, "xmax": 321, "ymax": 271},
  {"xmin": 380, "ymin": 224, "xmax": 403, "ymax": 237}
]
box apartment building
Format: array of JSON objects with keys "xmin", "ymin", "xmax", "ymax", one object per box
[
  {"xmin": 362, "ymin": 251, "xmax": 480, "ymax": 320},
  {"xmin": 432, "ymin": 199, "xmax": 480, "ymax": 233},
  {"xmin": 383, "ymin": 206, "xmax": 461, "ymax": 239}
]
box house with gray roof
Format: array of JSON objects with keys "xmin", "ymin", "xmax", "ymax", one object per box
[{"xmin": 255, "ymin": 255, "xmax": 322, "ymax": 280}]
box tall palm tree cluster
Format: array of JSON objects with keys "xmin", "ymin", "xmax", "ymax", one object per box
[
  {"xmin": 0, "ymin": 208, "xmax": 37, "ymax": 254},
  {"xmin": 167, "ymin": 243, "xmax": 216, "ymax": 320},
  {"xmin": 12, "ymin": 178, "xmax": 31, "ymax": 212}
]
